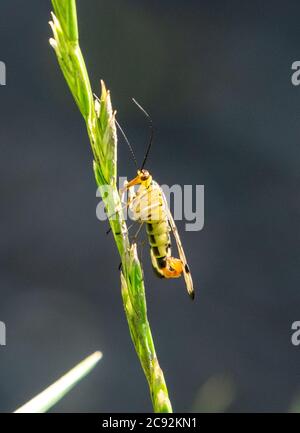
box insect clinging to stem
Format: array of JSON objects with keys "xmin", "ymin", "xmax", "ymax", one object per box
[{"xmin": 118, "ymin": 98, "xmax": 195, "ymax": 300}]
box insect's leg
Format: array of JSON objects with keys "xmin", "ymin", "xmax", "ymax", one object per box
[
  {"xmin": 105, "ymin": 181, "xmax": 131, "ymax": 235},
  {"xmin": 106, "ymin": 203, "xmax": 130, "ymax": 220},
  {"xmin": 106, "ymin": 181, "xmax": 137, "ymax": 220},
  {"xmin": 127, "ymin": 184, "xmax": 143, "ymax": 224},
  {"xmin": 116, "ymin": 210, "xmax": 136, "ymax": 269},
  {"xmin": 127, "ymin": 183, "xmax": 136, "ymax": 203},
  {"xmin": 120, "ymin": 180, "xmax": 128, "ymax": 205},
  {"xmin": 139, "ymin": 239, "xmax": 146, "ymax": 280},
  {"xmin": 132, "ymin": 237, "xmax": 146, "ymax": 281},
  {"xmin": 106, "ymin": 221, "xmax": 135, "ymax": 236},
  {"xmin": 107, "ymin": 184, "xmax": 149, "ymax": 220},
  {"xmin": 132, "ymin": 222, "xmax": 144, "ymax": 243},
  {"xmin": 106, "ymin": 227, "xmax": 112, "ymax": 235}
]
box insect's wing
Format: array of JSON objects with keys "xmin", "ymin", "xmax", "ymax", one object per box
[{"xmin": 160, "ymin": 187, "xmax": 195, "ymax": 300}]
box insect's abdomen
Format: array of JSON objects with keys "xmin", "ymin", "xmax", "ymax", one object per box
[
  {"xmin": 130, "ymin": 181, "xmax": 182, "ymax": 279},
  {"xmin": 146, "ymin": 221, "xmax": 171, "ymax": 264},
  {"xmin": 141, "ymin": 185, "xmax": 172, "ymax": 276}
]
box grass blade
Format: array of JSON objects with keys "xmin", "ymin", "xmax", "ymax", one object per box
[{"xmin": 14, "ymin": 351, "xmax": 102, "ymax": 413}]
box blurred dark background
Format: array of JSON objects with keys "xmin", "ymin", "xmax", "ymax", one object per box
[{"xmin": 0, "ymin": 0, "xmax": 299, "ymax": 412}]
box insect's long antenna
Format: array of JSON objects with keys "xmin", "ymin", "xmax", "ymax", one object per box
[
  {"xmin": 115, "ymin": 119, "xmax": 138, "ymax": 170},
  {"xmin": 132, "ymin": 98, "xmax": 154, "ymax": 170}
]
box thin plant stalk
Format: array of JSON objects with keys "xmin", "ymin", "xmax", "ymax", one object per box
[{"xmin": 49, "ymin": 0, "xmax": 172, "ymax": 413}]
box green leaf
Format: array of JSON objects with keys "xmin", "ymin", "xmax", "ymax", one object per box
[{"xmin": 14, "ymin": 351, "xmax": 102, "ymax": 413}]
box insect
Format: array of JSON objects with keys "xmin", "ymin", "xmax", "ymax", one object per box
[{"xmin": 118, "ymin": 99, "xmax": 195, "ymax": 300}]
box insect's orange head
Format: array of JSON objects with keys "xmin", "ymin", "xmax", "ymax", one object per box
[
  {"xmin": 136, "ymin": 169, "xmax": 152, "ymax": 187},
  {"xmin": 125, "ymin": 169, "xmax": 152, "ymax": 189}
]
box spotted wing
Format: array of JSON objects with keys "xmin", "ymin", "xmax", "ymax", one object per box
[{"xmin": 160, "ymin": 185, "xmax": 195, "ymax": 299}]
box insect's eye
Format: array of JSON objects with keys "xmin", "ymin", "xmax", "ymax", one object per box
[{"xmin": 140, "ymin": 169, "xmax": 150, "ymax": 181}]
